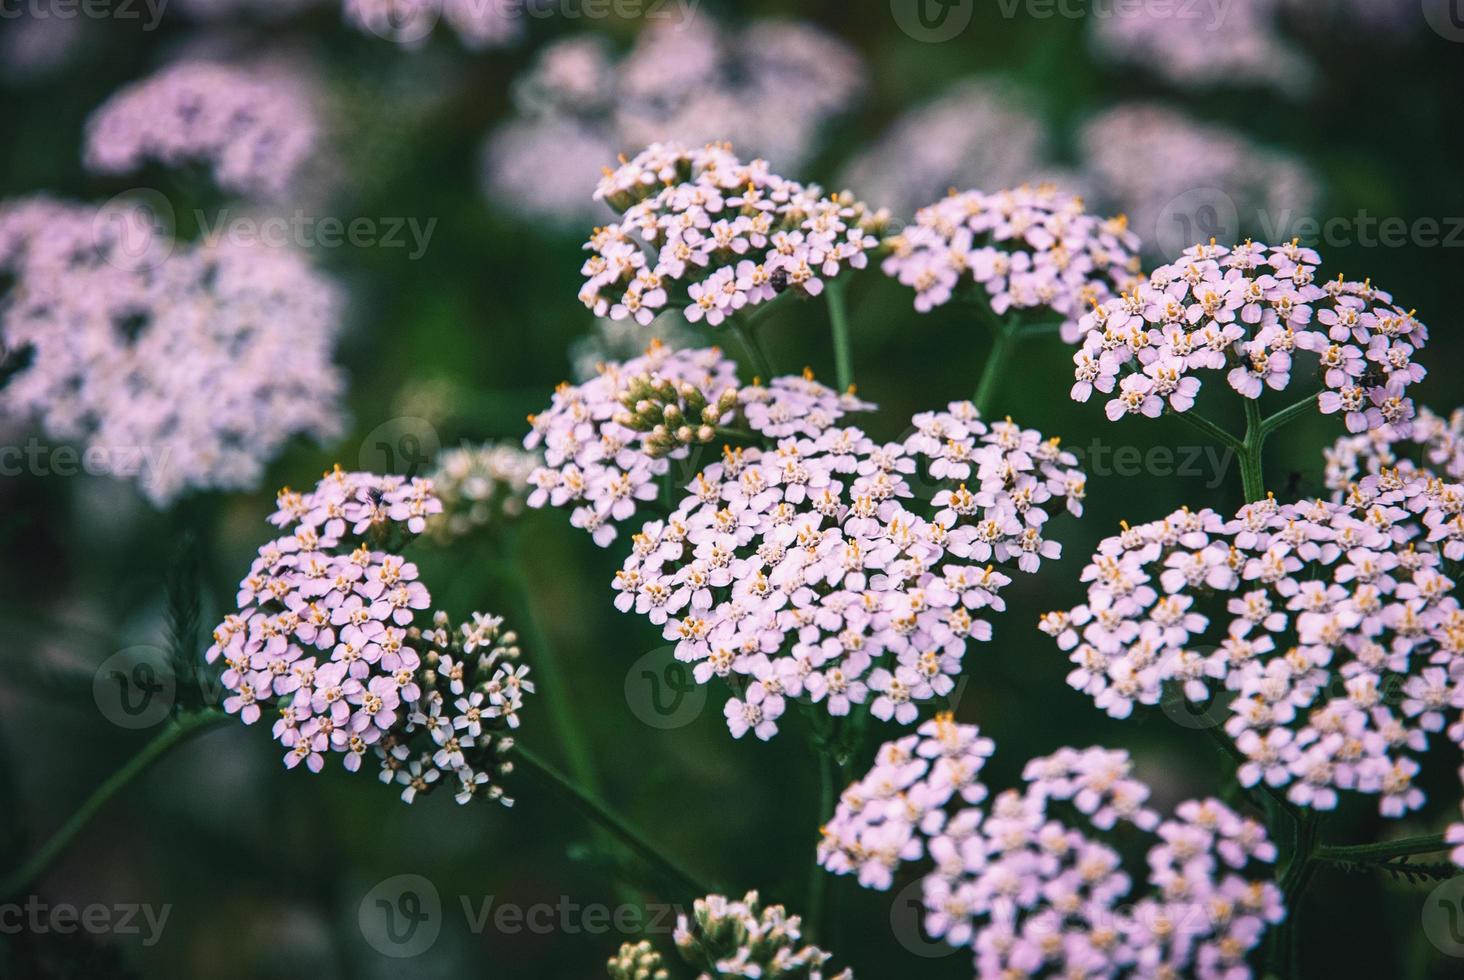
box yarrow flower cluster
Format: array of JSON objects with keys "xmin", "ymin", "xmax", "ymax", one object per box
[
  {"xmin": 607, "ymin": 891, "xmax": 851, "ymax": 980},
  {"xmin": 581, "ymin": 143, "xmax": 885, "ymax": 327},
  {"xmin": 481, "ymin": 22, "xmax": 864, "ymax": 224},
  {"xmin": 615, "ymin": 400, "xmax": 1085, "ymax": 741},
  {"xmin": 818, "ymin": 717, "xmax": 1283, "ymax": 979},
  {"xmin": 344, "ymin": 0, "xmax": 522, "ymax": 50},
  {"xmin": 524, "ymin": 343, "xmax": 870, "ymax": 546},
  {"xmin": 206, "ymin": 468, "xmax": 533, "ymax": 807},
  {"xmin": 1041, "ymin": 478, "xmax": 1464, "ymax": 817},
  {"xmin": 83, "ymin": 60, "xmax": 321, "ymax": 200},
  {"xmin": 837, "ymin": 78, "xmax": 1065, "ymax": 218},
  {"xmin": 1325, "ymin": 405, "xmax": 1464, "ymax": 495},
  {"xmin": 426, "ymin": 442, "xmax": 538, "ymax": 542},
  {"xmin": 881, "ymin": 186, "xmax": 1142, "ymax": 339},
  {"xmin": 1078, "ymin": 103, "xmax": 1320, "ymax": 259},
  {"xmin": 0, "ymin": 196, "xmax": 345, "ymax": 505},
  {"xmin": 1071, "ymin": 240, "xmax": 1429, "ymax": 431}
]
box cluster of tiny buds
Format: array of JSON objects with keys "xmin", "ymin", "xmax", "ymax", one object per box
[{"xmin": 614, "ymin": 371, "xmax": 742, "ymax": 458}]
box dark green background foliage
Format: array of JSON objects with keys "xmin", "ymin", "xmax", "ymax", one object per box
[{"xmin": 2, "ymin": 2, "xmax": 1463, "ymax": 977}]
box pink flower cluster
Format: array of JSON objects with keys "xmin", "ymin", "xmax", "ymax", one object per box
[
  {"xmin": 1325, "ymin": 405, "xmax": 1464, "ymax": 495},
  {"xmin": 344, "ymin": 0, "xmax": 522, "ymax": 49},
  {"xmin": 0, "ymin": 196, "xmax": 345, "ymax": 505},
  {"xmin": 818, "ymin": 717, "xmax": 1283, "ymax": 979},
  {"xmin": 482, "ymin": 21, "xmax": 864, "ymax": 224},
  {"xmin": 207, "ymin": 468, "xmax": 533, "ymax": 807},
  {"xmin": 84, "ymin": 60, "xmax": 320, "ymax": 200},
  {"xmin": 1070, "ymin": 241, "xmax": 1428, "ymax": 431},
  {"xmin": 524, "ymin": 343, "xmax": 871, "ymax": 547},
  {"xmin": 881, "ymin": 186, "xmax": 1142, "ymax": 339},
  {"xmin": 613, "ymin": 401, "xmax": 1085, "ymax": 741},
  {"xmin": 1041, "ymin": 476, "xmax": 1464, "ymax": 817},
  {"xmin": 581, "ymin": 143, "xmax": 884, "ymax": 326}
]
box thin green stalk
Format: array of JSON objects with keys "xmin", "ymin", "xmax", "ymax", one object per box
[
  {"xmin": 972, "ymin": 320, "xmax": 1019, "ymax": 417},
  {"xmin": 1, "ymin": 710, "xmax": 227, "ymax": 899},
  {"xmin": 515, "ymin": 744, "xmax": 713, "ymax": 900},
  {"xmin": 1316, "ymin": 833, "xmax": 1451, "ymax": 865},
  {"xmin": 825, "ymin": 278, "xmax": 854, "ymax": 393},
  {"xmin": 1240, "ymin": 397, "xmax": 1267, "ymax": 503},
  {"xmin": 499, "ymin": 527, "xmax": 600, "ymax": 799},
  {"xmin": 731, "ymin": 319, "xmax": 775, "ymax": 381},
  {"xmin": 1267, "ymin": 811, "xmax": 1322, "ymax": 977},
  {"xmin": 806, "ymin": 750, "xmax": 836, "ymax": 943},
  {"xmin": 1259, "ymin": 393, "xmax": 1319, "ymax": 440},
  {"xmin": 1168, "ymin": 408, "xmax": 1245, "ymax": 454}
]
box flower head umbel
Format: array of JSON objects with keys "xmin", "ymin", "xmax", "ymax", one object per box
[
  {"xmin": 524, "ymin": 343, "xmax": 871, "ymax": 546},
  {"xmin": 84, "ymin": 60, "xmax": 321, "ymax": 200},
  {"xmin": 1041, "ymin": 475, "xmax": 1464, "ymax": 818},
  {"xmin": 607, "ymin": 891, "xmax": 851, "ymax": 980},
  {"xmin": 882, "ymin": 186, "xmax": 1142, "ymax": 339},
  {"xmin": 616, "ymin": 400, "xmax": 1085, "ymax": 741},
  {"xmin": 1070, "ymin": 240, "xmax": 1429, "ymax": 432},
  {"xmin": 1325, "ymin": 404, "xmax": 1464, "ymax": 495},
  {"xmin": 206, "ymin": 468, "xmax": 532, "ymax": 807},
  {"xmin": 819, "ymin": 717, "xmax": 1284, "ymax": 979},
  {"xmin": 426, "ymin": 441, "xmax": 538, "ymax": 542},
  {"xmin": 0, "ymin": 196, "xmax": 345, "ymax": 505},
  {"xmin": 581, "ymin": 143, "xmax": 885, "ymax": 326}
]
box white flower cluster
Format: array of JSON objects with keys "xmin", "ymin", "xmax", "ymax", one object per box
[
  {"xmin": 1324, "ymin": 405, "xmax": 1464, "ymax": 495},
  {"xmin": 83, "ymin": 60, "xmax": 321, "ymax": 200},
  {"xmin": 207, "ymin": 467, "xmax": 533, "ymax": 807},
  {"xmin": 581, "ymin": 143, "xmax": 884, "ymax": 327},
  {"xmin": 614, "ymin": 401, "xmax": 1085, "ymax": 741},
  {"xmin": 482, "ymin": 21, "xmax": 864, "ymax": 224},
  {"xmin": 426, "ymin": 441, "xmax": 539, "ymax": 542},
  {"xmin": 819, "ymin": 717, "xmax": 1283, "ymax": 979},
  {"xmin": 1041, "ymin": 476, "xmax": 1464, "ymax": 817},
  {"xmin": 0, "ymin": 196, "xmax": 345, "ymax": 505},
  {"xmin": 524, "ymin": 343, "xmax": 870, "ymax": 547},
  {"xmin": 881, "ymin": 186, "xmax": 1142, "ymax": 339},
  {"xmin": 1071, "ymin": 241, "xmax": 1428, "ymax": 430},
  {"xmin": 608, "ymin": 891, "xmax": 852, "ymax": 980}
]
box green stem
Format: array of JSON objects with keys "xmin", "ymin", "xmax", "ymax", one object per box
[
  {"xmin": 499, "ymin": 527, "xmax": 600, "ymax": 800},
  {"xmin": 1240, "ymin": 397, "xmax": 1267, "ymax": 503},
  {"xmin": 807, "ymin": 750, "xmax": 836, "ymax": 942},
  {"xmin": 1267, "ymin": 810, "xmax": 1322, "ymax": 977},
  {"xmin": 514, "ymin": 744, "xmax": 713, "ymax": 900},
  {"xmin": 1, "ymin": 709, "xmax": 227, "ymax": 899},
  {"xmin": 825, "ymin": 278, "xmax": 855, "ymax": 393},
  {"xmin": 1316, "ymin": 833, "xmax": 1452, "ymax": 865},
  {"xmin": 1259, "ymin": 393, "xmax": 1320, "ymax": 440},
  {"xmin": 972, "ymin": 318, "xmax": 1019, "ymax": 417},
  {"xmin": 1168, "ymin": 409, "xmax": 1245, "ymax": 454},
  {"xmin": 731, "ymin": 319, "xmax": 775, "ymax": 381}
]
